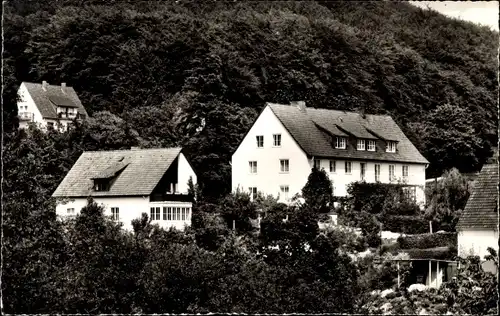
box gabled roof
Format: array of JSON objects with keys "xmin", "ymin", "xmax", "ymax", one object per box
[
  {"xmin": 22, "ymin": 82, "xmax": 88, "ymax": 119},
  {"xmin": 52, "ymin": 148, "xmax": 183, "ymax": 197},
  {"xmin": 267, "ymin": 103, "xmax": 428, "ymax": 164},
  {"xmin": 456, "ymin": 163, "xmax": 499, "ymax": 230}
]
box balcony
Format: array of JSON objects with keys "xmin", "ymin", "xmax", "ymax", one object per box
[{"xmin": 18, "ymin": 112, "xmax": 34, "ymax": 121}]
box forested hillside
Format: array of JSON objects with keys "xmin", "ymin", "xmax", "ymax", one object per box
[{"xmin": 4, "ymin": 0, "xmax": 498, "ymax": 199}]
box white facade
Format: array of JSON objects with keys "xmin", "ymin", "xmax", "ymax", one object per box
[
  {"xmin": 178, "ymin": 152, "xmax": 197, "ymax": 193},
  {"xmin": 17, "ymin": 82, "xmax": 78, "ymax": 132},
  {"xmin": 56, "ymin": 197, "xmax": 192, "ymax": 231},
  {"xmin": 232, "ymin": 106, "xmax": 311, "ymax": 203},
  {"xmin": 458, "ymin": 229, "xmax": 499, "ymax": 260},
  {"xmin": 232, "ymin": 106, "xmax": 427, "ymax": 205},
  {"xmin": 17, "ymin": 83, "xmax": 45, "ymax": 129}
]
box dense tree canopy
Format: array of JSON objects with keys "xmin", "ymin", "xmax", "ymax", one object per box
[
  {"xmin": 3, "ymin": 1, "xmax": 498, "ymax": 199},
  {"xmin": 2, "ymin": 2, "xmax": 497, "ymax": 313}
]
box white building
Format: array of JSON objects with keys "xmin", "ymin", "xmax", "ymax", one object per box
[
  {"xmin": 17, "ymin": 81, "xmax": 88, "ymax": 131},
  {"xmin": 232, "ymin": 101, "xmax": 429, "ymax": 205},
  {"xmin": 456, "ymin": 162, "xmax": 498, "ymax": 273},
  {"xmin": 52, "ymin": 147, "xmax": 197, "ymax": 231}
]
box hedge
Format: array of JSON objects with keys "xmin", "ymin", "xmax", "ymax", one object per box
[
  {"xmin": 397, "ymin": 232, "xmax": 457, "ymax": 250},
  {"xmin": 380, "ymin": 215, "xmax": 429, "ymax": 234},
  {"xmin": 402, "ymin": 246, "xmax": 457, "ymax": 260}
]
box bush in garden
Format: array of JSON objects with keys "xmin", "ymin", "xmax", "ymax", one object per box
[
  {"xmin": 425, "ymin": 168, "xmax": 471, "ymax": 232},
  {"xmin": 302, "ymin": 167, "xmax": 334, "ymax": 213},
  {"xmin": 380, "ymin": 215, "xmax": 429, "ymax": 234}
]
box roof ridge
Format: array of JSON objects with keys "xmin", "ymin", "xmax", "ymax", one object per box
[
  {"xmin": 269, "ymin": 102, "xmax": 392, "ymax": 118},
  {"xmin": 82, "ymin": 147, "xmax": 183, "ymax": 154},
  {"xmin": 23, "ymin": 81, "xmax": 74, "ymax": 88}
]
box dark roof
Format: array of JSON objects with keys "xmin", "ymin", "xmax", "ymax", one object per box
[
  {"xmin": 23, "ymin": 82, "xmax": 88, "ymax": 119},
  {"xmin": 48, "ymin": 95, "xmax": 79, "ymax": 108},
  {"xmin": 52, "ymin": 148, "xmax": 183, "ymax": 197},
  {"xmin": 267, "ymin": 103, "xmax": 429, "ymax": 164},
  {"xmin": 456, "ymin": 163, "xmax": 499, "ymax": 230}
]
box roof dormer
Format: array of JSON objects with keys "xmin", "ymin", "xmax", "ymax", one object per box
[{"xmin": 90, "ymin": 159, "xmax": 129, "ymax": 192}]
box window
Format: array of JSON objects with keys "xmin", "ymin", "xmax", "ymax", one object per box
[
  {"xmin": 47, "ymin": 122, "xmax": 54, "ymax": 128},
  {"xmin": 335, "ymin": 137, "xmax": 346, "ymax": 149},
  {"xmin": 330, "ymin": 160, "xmax": 336, "ymax": 173},
  {"xmin": 345, "ymin": 161, "xmax": 352, "ymax": 174},
  {"xmin": 249, "ymin": 161, "xmax": 257, "ymax": 174},
  {"xmin": 280, "ymin": 185, "xmax": 290, "ymax": 201},
  {"xmin": 314, "ymin": 159, "xmax": 321, "ymax": 169},
  {"xmin": 163, "ymin": 207, "xmax": 168, "ymax": 220},
  {"xmin": 256, "ymin": 135, "xmax": 264, "ymax": 148},
  {"xmin": 280, "ymin": 159, "xmax": 289, "ymax": 173},
  {"xmin": 367, "ymin": 140, "xmax": 376, "ymax": 151},
  {"xmin": 375, "ymin": 164, "xmax": 381, "ymax": 182},
  {"xmin": 402, "ymin": 165, "xmax": 409, "ymax": 179},
  {"xmin": 386, "ymin": 141, "xmax": 397, "ymax": 153},
  {"xmin": 360, "ymin": 163, "xmax": 366, "ymax": 180},
  {"xmin": 111, "ymin": 207, "xmax": 119, "ymax": 221},
  {"xmin": 150, "ymin": 207, "xmax": 160, "ymax": 220},
  {"xmin": 357, "ymin": 139, "xmax": 366, "ymax": 151},
  {"xmin": 168, "ymin": 183, "xmax": 178, "ymax": 194},
  {"xmin": 389, "ymin": 165, "xmax": 395, "ymax": 181},
  {"xmin": 249, "ymin": 187, "xmax": 257, "ymax": 200},
  {"xmin": 67, "ymin": 208, "xmax": 75, "ymax": 215},
  {"xmin": 94, "ymin": 179, "xmax": 110, "ymax": 191},
  {"xmin": 176, "ymin": 208, "xmax": 181, "ymax": 221},
  {"xmin": 273, "ymin": 134, "xmax": 282, "ymax": 147}
]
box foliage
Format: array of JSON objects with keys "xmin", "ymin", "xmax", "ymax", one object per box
[
  {"xmin": 217, "ymin": 189, "xmax": 258, "ymax": 234},
  {"xmin": 401, "ymin": 246, "xmax": 457, "ymax": 260},
  {"xmin": 425, "ymin": 168, "xmax": 471, "ymax": 232},
  {"xmin": 3, "ymin": 1, "xmax": 498, "ymax": 313},
  {"xmin": 380, "ymin": 215, "xmax": 430, "ymax": 234},
  {"xmin": 341, "ymin": 181, "xmax": 427, "ymax": 242},
  {"xmin": 357, "ymin": 254, "xmax": 399, "ymax": 292},
  {"xmin": 3, "ymin": 0, "xmax": 497, "ymax": 197},
  {"xmin": 191, "ymin": 206, "xmax": 230, "ymax": 252},
  {"xmin": 361, "ymin": 249, "xmax": 498, "ymax": 315},
  {"xmin": 301, "ymin": 167, "xmax": 334, "ymax": 213},
  {"xmin": 397, "ymin": 232, "xmax": 457, "ymax": 250}
]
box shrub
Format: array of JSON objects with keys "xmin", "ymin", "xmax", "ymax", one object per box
[
  {"xmin": 380, "ymin": 242, "xmax": 400, "ymax": 255},
  {"xmin": 382, "ymin": 200, "xmax": 421, "ymax": 216},
  {"xmin": 302, "ymin": 168, "xmax": 334, "ymax": 213},
  {"xmin": 381, "ymin": 215, "xmax": 429, "ymax": 234}
]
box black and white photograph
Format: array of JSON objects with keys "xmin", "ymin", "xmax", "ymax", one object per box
[{"xmin": 2, "ymin": 0, "xmax": 499, "ymax": 314}]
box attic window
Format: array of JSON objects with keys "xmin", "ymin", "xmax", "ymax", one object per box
[
  {"xmin": 357, "ymin": 139, "xmax": 366, "ymax": 151},
  {"xmin": 367, "ymin": 140, "xmax": 376, "ymax": 151},
  {"xmin": 94, "ymin": 179, "xmax": 110, "ymax": 191},
  {"xmin": 335, "ymin": 137, "xmax": 346, "ymax": 149},
  {"xmin": 386, "ymin": 141, "xmax": 397, "ymax": 153}
]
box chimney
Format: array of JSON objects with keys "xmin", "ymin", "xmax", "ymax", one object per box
[
  {"xmin": 61, "ymin": 82, "xmax": 66, "ymax": 94},
  {"xmin": 291, "ymin": 101, "xmax": 306, "ymax": 112},
  {"xmin": 42, "ymin": 81, "xmax": 48, "ymax": 91}
]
